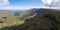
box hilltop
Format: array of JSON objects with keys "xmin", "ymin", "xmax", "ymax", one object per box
[{"xmin": 1, "ymin": 8, "xmax": 60, "ymax": 30}]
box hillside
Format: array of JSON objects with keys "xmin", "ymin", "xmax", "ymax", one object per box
[{"xmin": 1, "ymin": 8, "xmax": 60, "ymax": 30}]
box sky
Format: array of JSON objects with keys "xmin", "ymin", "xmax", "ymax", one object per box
[
  {"xmin": 0, "ymin": 0, "xmax": 60, "ymax": 10},
  {"xmin": 0, "ymin": 0, "xmax": 43, "ymax": 10}
]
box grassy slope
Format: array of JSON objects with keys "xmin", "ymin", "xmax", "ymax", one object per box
[
  {"xmin": 0, "ymin": 8, "xmax": 60, "ymax": 30},
  {"xmin": 0, "ymin": 13, "xmax": 24, "ymax": 28}
]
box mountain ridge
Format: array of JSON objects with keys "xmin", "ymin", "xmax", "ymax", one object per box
[{"xmin": 1, "ymin": 8, "xmax": 60, "ymax": 30}]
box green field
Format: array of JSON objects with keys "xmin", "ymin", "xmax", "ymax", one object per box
[{"xmin": 0, "ymin": 13, "xmax": 24, "ymax": 28}]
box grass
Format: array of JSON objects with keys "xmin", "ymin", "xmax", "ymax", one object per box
[{"xmin": 0, "ymin": 13, "xmax": 24, "ymax": 28}]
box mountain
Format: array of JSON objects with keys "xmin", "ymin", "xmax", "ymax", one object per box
[
  {"xmin": 0, "ymin": 10, "xmax": 13, "ymax": 14},
  {"xmin": 1, "ymin": 8, "xmax": 60, "ymax": 30},
  {"xmin": 0, "ymin": 10, "xmax": 23, "ymax": 14}
]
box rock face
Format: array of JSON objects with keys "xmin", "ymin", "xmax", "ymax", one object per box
[{"xmin": 1, "ymin": 8, "xmax": 60, "ymax": 30}]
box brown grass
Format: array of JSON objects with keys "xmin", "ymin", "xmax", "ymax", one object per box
[{"xmin": 0, "ymin": 14, "xmax": 24, "ymax": 28}]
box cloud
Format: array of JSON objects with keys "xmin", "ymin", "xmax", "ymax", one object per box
[
  {"xmin": 42, "ymin": 0, "xmax": 60, "ymax": 7},
  {"xmin": 0, "ymin": 0, "xmax": 9, "ymax": 6},
  {"xmin": 0, "ymin": 5, "xmax": 41, "ymax": 10}
]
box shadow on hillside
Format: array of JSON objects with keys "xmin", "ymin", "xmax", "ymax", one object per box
[
  {"xmin": 0, "ymin": 8, "xmax": 60, "ymax": 30},
  {"xmin": 1, "ymin": 14, "xmax": 60, "ymax": 30}
]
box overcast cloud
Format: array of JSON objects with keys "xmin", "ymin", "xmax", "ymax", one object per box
[
  {"xmin": 42, "ymin": 0, "xmax": 60, "ymax": 7},
  {"xmin": 0, "ymin": 0, "xmax": 9, "ymax": 6}
]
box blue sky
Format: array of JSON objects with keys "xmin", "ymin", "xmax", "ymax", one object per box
[
  {"xmin": 0, "ymin": 0, "xmax": 60, "ymax": 10},
  {"xmin": 0, "ymin": 0, "xmax": 43, "ymax": 10},
  {"xmin": 9, "ymin": 0, "xmax": 43, "ymax": 6}
]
